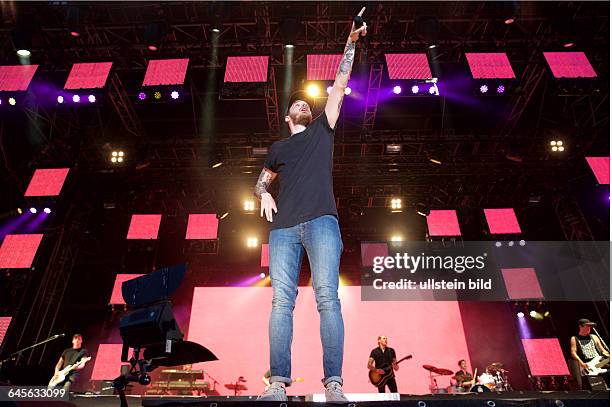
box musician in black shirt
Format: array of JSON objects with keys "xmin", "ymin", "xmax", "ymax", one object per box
[
  {"xmin": 570, "ymin": 319, "xmax": 609, "ymax": 389},
  {"xmin": 51, "ymin": 334, "xmax": 89, "ymax": 391},
  {"xmin": 367, "ymin": 335, "xmax": 399, "ymax": 393}
]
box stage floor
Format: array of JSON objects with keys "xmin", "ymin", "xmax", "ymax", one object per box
[{"xmin": 65, "ymin": 391, "xmax": 609, "ymax": 407}]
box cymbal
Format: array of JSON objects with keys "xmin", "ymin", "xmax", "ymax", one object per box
[
  {"xmin": 486, "ymin": 362, "xmax": 504, "ymax": 371},
  {"xmin": 224, "ymin": 384, "xmax": 248, "ymax": 390},
  {"xmin": 422, "ymin": 365, "xmax": 453, "ymax": 375}
]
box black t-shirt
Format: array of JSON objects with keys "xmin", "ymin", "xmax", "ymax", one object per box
[
  {"xmin": 264, "ymin": 112, "xmax": 338, "ymax": 230},
  {"xmin": 370, "ymin": 347, "xmax": 396, "ymax": 368},
  {"xmin": 61, "ymin": 347, "xmax": 88, "ymax": 370}
]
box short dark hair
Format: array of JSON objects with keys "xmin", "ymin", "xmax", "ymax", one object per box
[
  {"xmin": 458, "ymin": 359, "xmax": 466, "ymax": 366},
  {"xmin": 73, "ymin": 333, "xmax": 83, "ymax": 340}
]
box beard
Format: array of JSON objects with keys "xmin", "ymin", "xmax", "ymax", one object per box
[{"xmin": 292, "ymin": 111, "xmax": 313, "ymax": 126}]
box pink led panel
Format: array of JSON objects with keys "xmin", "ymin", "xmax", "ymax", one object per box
[
  {"xmin": 64, "ymin": 62, "xmax": 112, "ymax": 89},
  {"xmin": 585, "ymin": 157, "xmax": 610, "ymax": 184},
  {"xmin": 0, "ymin": 234, "xmax": 43, "ymax": 268},
  {"xmin": 185, "ymin": 214, "xmax": 219, "ymax": 239},
  {"xmin": 0, "ymin": 65, "xmax": 38, "ymax": 91},
  {"xmin": 484, "ymin": 208, "xmax": 522, "ymax": 234},
  {"xmin": 0, "ymin": 317, "xmax": 11, "ymax": 348},
  {"xmin": 90, "ymin": 343, "xmax": 129, "ymax": 380},
  {"xmin": 188, "ymin": 287, "xmax": 469, "ymax": 395},
  {"xmin": 522, "ymin": 338, "xmax": 570, "ymax": 376},
  {"xmin": 109, "ymin": 274, "xmax": 144, "ymax": 305},
  {"xmin": 261, "ymin": 243, "xmax": 269, "ymax": 267},
  {"xmin": 142, "ymin": 58, "xmax": 189, "ymax": 86},
  {"xmin": 426, "ymin": 210, "xmax": 462, "ymax": 236},
  {"xmin": 126, "ymin": 215, "xmax": 162, "ymax": 239},
  {"xmin": 465, "ymin": 53, "xmax": 516, "ymax": 79},
  {"xmin": 224, "ymin": 56, "xmax": 269, "ymax": 82},
  {"xmin": 24, "ymin": 168, "xmax": 70, "ymax": 197},
  {"xmin": 385, "ymin": 54, "xmax": 432, "ymax": 79},
  {"xmin": 307, "ymin": 54, "xmax": 343, "ymax": 80},
  {"xmin": 501, "ymin": 267, "xmax": 544, "ymax": 300},
  {"xmin": 361, "ymin": 243, "xmax": 389, "ymax": 266},
  {"xmin": 543, "ymin": 52, "xmax": 597, "ymax": 78}
]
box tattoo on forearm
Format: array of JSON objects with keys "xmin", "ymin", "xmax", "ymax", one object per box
[
  {"xmin": 254, "ymin": 169, "xmax": 273, "ymax": 199},
  {"xmin": 337, "ymin": 42, "xmax": 356, "ymax": 78}
]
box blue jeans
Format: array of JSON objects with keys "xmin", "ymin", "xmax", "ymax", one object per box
[{"xmin": 268, "ymin": 215, "xmax": 344, "ymax": 387}]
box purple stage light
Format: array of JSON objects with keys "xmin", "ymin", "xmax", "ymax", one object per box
[
  {"xmin": 393, "ymin": 85, "xmax": 402, "ymax": 95},
  {"xmin": 29, "ymin": 207, "xmax": 37, "ymax": 214},
  {"xmin": 411, "ymin": 85, "xmax": 419, "ymax": 94},
  {"xmin": 497, "ymin": 85, "xmax": 505, "ymax": 94},
  {"xmin": 72, "ymin": 94, "xmax": 80, "ymax": 103},
  {"xmin": 479, "ymin": 84, "xmax": 489, "ymax": 93},
  {"xmin": 170, "ymin": 90, "xmax": 180, "ymax": 100},
  {"xmin": 43, "ymin": 208, "xmax": 51, "ymax": 214},
  {"xmin": 517, "ymin": 311, "xmax": 525, "ymax": 318},
  {"xmin": 259, "ymin": 272, "xmax": 266, "ymax": 279},
  {"xmin": 57, "ymin": 95, "xmax": 64, "ymax": 104},
  {"xmin": 138, "ymin": 92, "xmax": 146, "ymax": 101},
  {"xmin": 88, "ymin": 94, "xmax": 96, "ymax": 103}
]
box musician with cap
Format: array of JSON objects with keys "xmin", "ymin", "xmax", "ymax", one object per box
[{"xmin": 570, "ymin": 318, "xmax": 610, "ymax": 389}]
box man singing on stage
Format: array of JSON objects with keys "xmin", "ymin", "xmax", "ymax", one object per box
[{"xmin": 255, "ymin": 7, "xmax": 367, "ymax": 402}]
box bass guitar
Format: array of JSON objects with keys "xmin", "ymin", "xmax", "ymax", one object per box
[{"xmin": 369, "ymin": 355, "xmax": 412, "ymax": 388}]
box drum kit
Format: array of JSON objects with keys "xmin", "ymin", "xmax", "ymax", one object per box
[{"xmin": 423, "ymin": 362, "xmax": 512, "ymax": 394}]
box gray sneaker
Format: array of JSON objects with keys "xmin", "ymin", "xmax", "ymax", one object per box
[
  {"xmin": 257, "ymin": 382, "xmax": 288, "ymax": 401},
  {"xmin": 325, "ymin": 381, "xmax": 349, "ymax": 403}
]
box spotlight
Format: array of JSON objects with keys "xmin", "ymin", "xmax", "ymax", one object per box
[
  {"xmin": 259, "ymin": 272, "xmax": 266, "ymax": 279},
  {"xmin": 390, "ymin": 235, "xmax": 403, "ymax": 242},
  {"xmin": 70, "ymin": 31, "xmax": 80, "ymax": 38},
  {"xmin": 117, "ymin": 157, "xmax": 124, "ymax": 163},
  {"xmin": 170, "ymin": 91, "xmax": 180, "ymax": 100},
  {"xmin": 72, "ymin": 95, "xmax": 80, "ymax": 103},
  {"xmin": 529, "ymin": 310, "xmax": 537, "ymax": 318},
  {"xmin": 497, "ymin": 85, "xmax": 505, "ymax": 94},
  {"xmin": 16, "ymin": 49, "xmax": 31, "ymax": 57},
  {"xmin": 519, "ymin": 240, "xmax": 526, "ymax": 246},
  {"xmin": 480, "ymin": 84, "xmax": 489, "ymax": 93},
  {"xmin": 43, "ymin": 207, "xmax": 51, "ymax": 214},
  {"xmin": 411, "ymin": 85, "xmax": 419, "ymax": 94},
  {"xmin": 306, "ymin": 83, "xmax": 320, "ymax": 98},
  {"xmin": 212, "ymin": 28, "xmax": 220, "ymax": 33},
  {"xmin": 416, "ymin": 203, "xmax": 430, "ymax": 217},
  {"xmin": 138, "ymin": 92, "xmax": 146, "ymax": 101},
  {"xmin": 344, "ymin": 87, "xmax": 352, "ymax": 95},
  {"xmin": 17, "ymin": 208, "xmax": 23, "ymax": 215},
  {"xmin": 154, "ymin": 91, "xmax": 162, "ymax": 100},
  {"xmin": 246, "ymin": 236, "xmax": 258, "ymax": 248},
  {"xmin": 508, "ymin": 241, "xmax": 514, "ymax": 247},
  {"xmin": 390, "ymin": 198, "xmax": 402, "ymax": 211},
  {"xmin": 393, "ymin": 85, "xmax": 402, "ymax": 95},
  {"xmin": 327, "ymin": 86, "xmax": 333, "ymax": 95},
  {"xmin": 495, "ymin": 241, "xmax": 502, "ymax": 247},
  {"xmin": 563, "ymin": 42, "xmax": 575, "ymax": 48},
  {"xmin": 428, "ymin": 44, "xmax": 437, "ymax": 49},
  {"xmin": 57, "ymin": 95, "xmax": 64, "ymax": 104},
  {"xmin": 504, "ymin": 18, "xmax": 515, "ymax": 25},
  {"xmin": 8, "ymin": 98, "xmax": 16, "ymax": 106},
  {"xmin": 517, "ymin": 311, "xmax": 525, "ymax": 318},
  {"xmin": 148, "ymin": 45, "xmax": 158, "ymax": 51},
  {"xmin": 217, "ymin": 212, "xmax": 229, "ymax": 220},
  {"xmin": 243, "ymin": 200, "xmax": 255, "ymax": 212},
  {"xmin": 29, "ymin": 207, "xmax": 37, "ymax": 214},
  {"xmin": 118, "ymin": 151, "xmax": 124, "ymax": 157},
  {"xmin": 212, "ymin": 161, "xmax": 223, "ymax": 168},
  {"xmin": 284, "ymin": 44, "xmax": 294, "ymax": 49},
  {"xmin": 88, "ymin": 95, "xmax": 96, "ymax": 103},
  {"xmin": 550, "ymin": 140, "xmax": 564, "ymax": 152},
  {"xmin": 428, "ymin": 85, "xmax": 437, "ymax": 95},
  {"xmin": 111, "ymin": 157, "xmax": 117, "ymax": 163}
]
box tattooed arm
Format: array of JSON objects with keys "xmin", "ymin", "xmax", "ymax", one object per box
[
  {"xmin": 325, "ymin": 7, "xmax": 367, "ymax": 129},
  {"xmin": 255, "ymin": 168, "xmax": 278, "ymax": 222}
]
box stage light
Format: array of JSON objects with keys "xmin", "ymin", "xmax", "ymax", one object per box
[
  {"xmin": 508, "ymin": 241, "xmax": 514, "ymax": 247},
  {"xmin": 428, "ymin": 44, "xmax": 437, "ymax": 49},
  {"xmin": 529, "ymin": 310, "xmax": 537, "ymax": 318},
  {"xmin": 70, "ymin": 31, "xmax": 80, "ymax": 38},
  {"xmin": 57, "ymin": 95, "xmax": 64, "ymax": 104},
  {"xmin": 284, "ymin": 44, "xmax": 294, "ymax": 49},
  {"xmin": 111, "ymin": 157, "xmax": 117, "ymax": 163},
  {"xmin": 259, "ymin": 272, "xmax": 266, "ymax": 279},
  {"xmin": 88, "ymin": 95, "xmax": 96, "ymax": 103},
  {"xmin": 117, "ymin": 157, "xmax": 124, "ymax": 163},
  {"xmin": 504, "ymin": 18, "xmax": 515, "ymax": 25},
  {"xmin": 154, "ymin": 91, "xmax": 162, "ymax": 100},
  {"xmin": 563, "ymin": 42, "xmax": 575, "ymax": 48},
  {"xmin": 344, "ymin": 87, "xmax": 352, "ymax": 95},
  {"xmin": 497, "ymin": 85, "xmax": 505, "ymax": 94},
  {"xmin": 118, "ymin": 151, "xmax": 124, "ymax": 157},
  {"xmin": 138, "ymin": 92, "xmax": 146, "ymax": 101},
  {"xmin": 246, "ymin": 236, "xmax": 258, "ymax": 248},
  {"xmin": 517, "ymin": 312, "xmax": 525, "ymax": 318},
  {"xmin": 550, "ymin": 140, "xmax": 564, "ymax": 152},
  {"xmin": 72, "ymin": 95, "xmax": 80, "ymax": 103},
  {"xmin": 416, "ymin": 203, "xmax": 430, "ymax": 217},
  {"xmin": 428, "ymin": 85, "xmax": 437, "ymax": 95},
  {"xmin": 390, "ymin": 198, "xmax": 402, "ymax": 210},
  {"xmin": 148, "ymin": 45, "xmax": 158, "ymax": 51},
  {"xmin": 211, "ymin": 161, "xmax": 223, "ymax": 168},
  {"xmin": 306, "ymin": 83, "xmax": 320, "ymax": 98},
  {"xmin": 8, "ymin": 98, "xmax": 16, "ymax": 106},
  {"xmin": 243, "ymin": 200, "xmax": 255, "ymax": 212},
  {"xmin": 495, "ymin": 241, "xmax": 502, "ymax": 247},
  {"xmin": 411, "ymin": 85, "xmax": 419, "ymax": 94},
  {"xmin": 29, "ymin": 207, "xmax": 37, "ymax": 214},
  {"xmin": 390, "ymin": 235, "xmax": 403, "ymax": 242},
  {"xmin": 16, "ymin": 49, "xmax": 31, "ymax": 57},
  {"xmin": 43, "ymin": 207, "xmax": 51, "ymax": 214},
  {"xmin": 212, "ymin": 28, "xmax": 220, "ymax": 33},
  {"xmin": 170, "ymin": 91, "xmax": 179, "ymax": 100},
  {"xmin": 327, "ymin": 86, "xmax": 333, "ymax": 95},
  {"xmin": 393, "ymin": 85, "xmax": 402, "ymax": 95},
  {"xmin": 111, "ymin": 150, "xmax": 125, "ymax": 164},
  {"xmin": 480, "ymin": 84, "xmax": 489, "ymax": 93},
  {"xmin": 217, "ymin": 212, "xmax": 229, "ymax": 220},
  {"xmin": 519, "ymin": 240, "xmax": 526, "ymax": 246},
  {"xmin": 17, "ymin": 208, "xmax": 23, "ymax": 214}
]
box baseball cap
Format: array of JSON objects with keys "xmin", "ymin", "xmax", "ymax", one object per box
[{"xmin": 578, "ymin": 318, "xmax": 596, "ymax": 326}]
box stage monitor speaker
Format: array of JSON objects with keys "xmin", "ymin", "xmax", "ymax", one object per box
[{"xmin": 585, "ymin": 375, "xmax": 608, "ymax": 390}]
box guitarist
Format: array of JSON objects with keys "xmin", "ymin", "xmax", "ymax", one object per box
[
  {"xmin": 367, "ymin": 335, "xmax": 399, "ymax": 393},
  {"xmin": 570, "ymin": 319, "xmax": 609, "ymax": 389},
  {"xmin": 51, "ymin": 334, "xmax": 89, "ymax": 391}
]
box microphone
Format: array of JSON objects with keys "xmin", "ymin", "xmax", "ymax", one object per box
[{"xmin": 353, "ymin": 15, "xmax": 364, "ymax": 29}]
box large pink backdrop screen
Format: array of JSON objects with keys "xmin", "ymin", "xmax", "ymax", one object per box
[{"xmin": 188, "ymin": 286, "xmax": 469, "ymax": 395}]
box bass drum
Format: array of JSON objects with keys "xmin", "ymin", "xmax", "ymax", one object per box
[{"xmin": 469, "ymin": 384, "xmax": 491, "ymax": 393}]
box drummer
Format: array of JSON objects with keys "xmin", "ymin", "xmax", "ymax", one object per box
[{"xmin": 452, "ymin": 360, "xmax": 475, "ymax": 389}]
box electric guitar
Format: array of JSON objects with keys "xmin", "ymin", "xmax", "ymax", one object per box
[
  {"xmin": 581, "ymin": 356, "xmax": 610, "ymax": 376},
  {"xmin": 369, "ymin": 355, "xmax": 412, "ymax": 388},
  {"xmin": 48, "ymin": 356, "xmax": 91, "ymax": 388}
]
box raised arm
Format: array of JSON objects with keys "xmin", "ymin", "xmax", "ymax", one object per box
[{"xmin": 325, "ymin": 7, "xmax": 367, "ymax": 129}]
